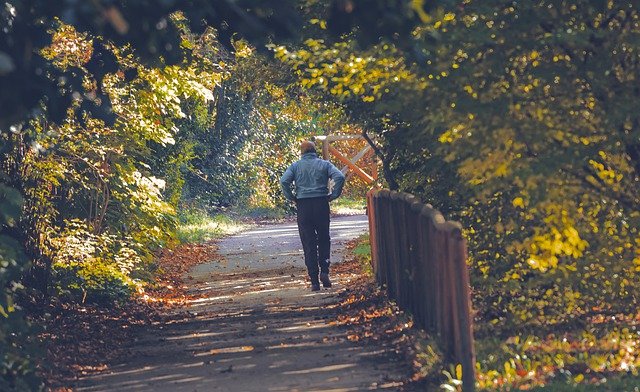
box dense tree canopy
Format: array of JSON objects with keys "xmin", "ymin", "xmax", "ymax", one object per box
[
  {"xmin": 0, "ymin": 3, "xmax": 358, "ymax": 388},
  {"xmin": 267, "ymin": 0, "xmax": 640, "ymax": 387},
  {"xmin": 274, "ymin": 0, "xmax": 640, "ymax": 320},
  {"xmin": 2, "ymin": 0, "xmax": 640, "ymax": 390}
]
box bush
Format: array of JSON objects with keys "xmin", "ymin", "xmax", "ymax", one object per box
[
  {"xmin": 49, "ymin": 221, "xmax": 143, "ymax": 304},
  {"xmin": 0, "ymin": 190, "xmax": 42, "ymax": 390}
]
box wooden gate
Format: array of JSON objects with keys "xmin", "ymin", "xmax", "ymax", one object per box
[{"xmin": 313, "ymin": 135, "xmax": 377, "ymax": 184}]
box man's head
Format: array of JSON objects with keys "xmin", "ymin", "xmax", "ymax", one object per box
[{"xmin": 300, "ymin": 140, "xmax": 316, "ymax": 154}]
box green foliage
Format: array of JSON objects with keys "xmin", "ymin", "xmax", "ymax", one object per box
[
  {"xmin": 473, "ymin": 325, "xmax": 640, "ymax": 390},
  {"xmin": 0, "ymin": 1, "xmax": 636, "ymax": 389},
  {"xmin": 275, "ymin": 1, "xmax": 640, "ymax": 388},
  {"xmin": 271, "ymin": 38, "xmax": 423, "ymax": 103},
  {"xmin": 413, "ymin": 0, "xmax": 640, "ymax": 328},
  {"xmin": 1, "ymin": 15, "xmax": 228, "ymax": 385},
  {"xmin": 17, "ymin": 20, "xmax": 221, "ymax": 304},
  {"xmin": 176, "ymin": 209, "xmax": 247, "ymax": 244},
  {"xmin": 331, "ymin": 196, "xmax": 366, "ymax": 215},
  {"xmin": 169, "ymin": 18, "xmax": 354, "ymax": 213},
  {"xmin": 3, "ymin": 11, "xmax": 356, "ymax": 308},
  {"xmin": 0, "ymin": 178, "xmax": 42, "ymax": 390},
  {"xmin": 49, "ymin": 220, "xmax": 141, "ymax": 303},
  {"xmin": 0, "ymin": 2, "xmax": 421, "ymax": 388},
  {"xmin": 178, "ymin": 79, "xmax": 258, "ymax": 209},
  {"xmin": 529, "ymin": 374, "xmax": 640, "ymax": 391},
  {"xmin": 285, "ymin": 0, "xmax": 640, "ymax": 315}
]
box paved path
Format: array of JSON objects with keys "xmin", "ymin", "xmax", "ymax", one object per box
[{"xmin": 74, "ymin": 215, "xmax": 408, "ymax": 391}]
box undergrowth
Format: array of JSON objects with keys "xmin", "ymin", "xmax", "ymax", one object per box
[
  {"xmin": 331, "ymin": 196, "xmax": 366, "ymax": 216},
  {"xmin": 176, "ymin": 209, "xmax": 249, "ymax": 243}
]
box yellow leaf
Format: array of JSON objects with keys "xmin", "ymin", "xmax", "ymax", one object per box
[
  {"xmin": 495, "ymin": 162, "xmax": 508, "ymax": 176},
  {"xmin": 512, "ymin": 197, "xmax": 525, "ymax": 208}
]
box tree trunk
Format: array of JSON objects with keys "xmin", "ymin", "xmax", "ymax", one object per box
[{"xmin": 361, "ymin": 130, "xmax": 399, "ymax": 190}]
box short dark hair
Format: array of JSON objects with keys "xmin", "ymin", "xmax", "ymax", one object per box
[{"xmin": 300, "ymin": 140, "xmax": 316, "ymax": 153}]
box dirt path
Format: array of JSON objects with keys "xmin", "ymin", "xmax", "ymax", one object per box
[{"xmin": 72, "ymin": 215, "xmax": 410, "ymax": 391}]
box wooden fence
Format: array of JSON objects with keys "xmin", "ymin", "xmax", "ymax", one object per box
[{"xmin": 366, "ymin": 189, "xmax": 476, "ymax": 391}]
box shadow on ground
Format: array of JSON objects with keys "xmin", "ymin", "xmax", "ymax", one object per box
[{"xmin": 73, "ymin": 215, "xmax": 409, "ymax": 392}]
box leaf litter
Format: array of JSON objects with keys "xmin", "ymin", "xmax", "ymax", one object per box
[{"xmin": 35, "ymin": 241, "xmax": 223, "ymax": 389}]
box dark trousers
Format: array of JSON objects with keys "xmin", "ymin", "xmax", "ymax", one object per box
[{"xmin": 296, "ymin": 197, "xmax": 331, "ymax": 284}]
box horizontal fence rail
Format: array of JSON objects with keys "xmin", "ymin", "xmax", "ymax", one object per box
[{"xmin": 366, "ymin": 189, "xmax": 476, "ymax": 391}]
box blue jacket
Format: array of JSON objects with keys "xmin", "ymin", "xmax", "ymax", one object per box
[{"xmin": 280, "ymin": 152, "xmax": 346, "ymax": 201}]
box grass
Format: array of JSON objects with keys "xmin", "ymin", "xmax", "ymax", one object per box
[
  {"xmin": 529, "ymin": 374, "xmax": 640, "ymax": 391},
  {"xmin": 176, "ymin": 209, "xmax": 250, "ymax": 243},
  {"xmin": 331, "ymin": 196, "xmax": 367, "ymax": 215},
  {"xmin": 352, "ymin": 234, "xmax": 374, "ymax": 276}
]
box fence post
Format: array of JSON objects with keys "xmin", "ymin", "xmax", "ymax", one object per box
[
  {"xmin": 388, "ymin": 191, "xmax": 402, "ymax": 302},
  {"xmin": 410, "ymin": 200, "xmax": 425, "ymax": 328},
  {"xmin": 397, "ymin": 193, "xmax": 414, "ymax": 309},
  {"xmin": 377, "ymin": 190, "xmax": 391, "ymax": 288},
  {"xmin": 420, "ymin": 205, "xmax": 438, "ymax": 331},
  {"xmin": 444, "ymin": 224, "xmax": 463, "ymax": 365},
  {"xmin": 438, "ymin": 226, "xmax": 448, "ymax": 354},
  {"xmin": 366, "ymin": 189, "xmax": 378, "ymax": 274},
  {"xmin": 429, "ymin": 210, "xmax": 446, "ymax": 340},
  {"xmin": 451, "ymin": 226, "xmax": 476, "ymax": 392}
]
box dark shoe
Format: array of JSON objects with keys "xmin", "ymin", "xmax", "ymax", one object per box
[
  {"xmin": 311, "ymin": 283, "xmax": 321, "ymax": 292},
  {"xmin": 320, "ymin": 272, "xmax": 332, "ymax": 288}
]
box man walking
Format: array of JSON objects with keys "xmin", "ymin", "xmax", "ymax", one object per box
[{"xmin": 280, "ymin": 141, "xmax": 346, "ymax": 291}]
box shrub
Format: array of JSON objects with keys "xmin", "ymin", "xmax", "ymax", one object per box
[{"xmin": 50, "ymin": 220, "xmax": 143, "ymax": 304}]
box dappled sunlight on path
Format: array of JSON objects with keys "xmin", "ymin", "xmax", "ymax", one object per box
[{"xmin": 73, "ymin": 215, "xmax": 408, "ymax": 391}]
